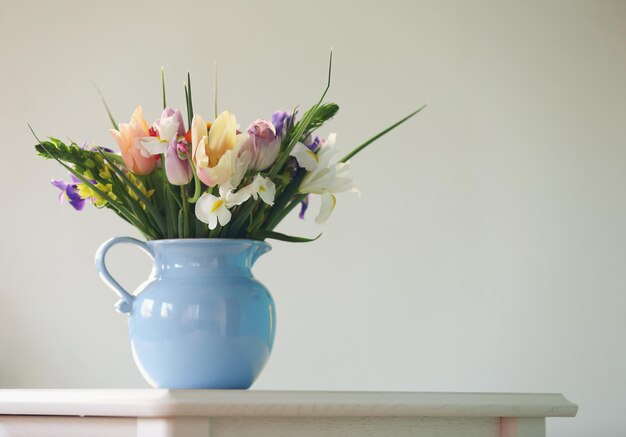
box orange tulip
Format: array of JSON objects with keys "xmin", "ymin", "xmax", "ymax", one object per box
[{"xmin": 110, "ymin": 106, "xmax": 158, "ymax": 175}]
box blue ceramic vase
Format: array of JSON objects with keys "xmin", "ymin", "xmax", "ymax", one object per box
[{"xmin": 95, "ymin": 237, "xmax": 275, "ymax": 389}]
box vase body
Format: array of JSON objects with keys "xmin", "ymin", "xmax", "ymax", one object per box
[{"xmin": 96, "ymin": 238, "xmax": 275, "ymax": 389}]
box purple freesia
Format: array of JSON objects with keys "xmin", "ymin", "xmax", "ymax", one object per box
[
  {"xmin": 271, "ymin": 110, "xmax": 295, "ymax": 137},
  {"xmin": 51, "ymin": 174, "xmax": 87, "ymax": 211}
]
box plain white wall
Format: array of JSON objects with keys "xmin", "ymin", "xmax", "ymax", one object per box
[{"xmin": 1, "ymin": 0, "xmax": 625, "ymax": 435}]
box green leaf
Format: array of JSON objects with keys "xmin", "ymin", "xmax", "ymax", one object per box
[
  {"xmin": 94, "ymin": 147, "xmax": 168, "ymax": 236},
  {"xmin": 184, "ymin": 84, "xmax": 192, "ymax": 130},
  {"xmin": 187, "ymin": 72, "xmax": 194, "ymax": 121},
  {"xmin": 262, "ymin": 173, "xmax": 306, "ymax": 231},
  {"xmin": 302, "ymin": 102, "xmax": 339, "ymax": 137},
  {"xmin": 92, "ymin": 83, "xmax": 118, "ymax": 129},
  {"xmin": 30, "ymin": 126, "xmax": 155, "ymax": 237},
  {"xmin": 250, "ymin": 230, "xmax": 321, "ymax": 243},
  {"xmin": 35, "ymin": 139, "xmax": 123, "ymax": 167},
  {"xmin": 340, "ymin": 103, "xmax": 427, "ymax": 163},
  {"xmin": 161, "ymin": 67, "xmax": 167, "ymax": 110}
]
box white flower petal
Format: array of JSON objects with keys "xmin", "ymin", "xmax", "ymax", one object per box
[
  {"xmin": 195, "ymin": 192, "xmax": 232, "ymax": 230},
  {"xmin": 157, "ymin": 116, "xmax": 180, "ymax": 143},
  {"xmin": 195, "ymin": 193, "xmax": 219, "ymax": 225},
  {"xmin": 224, "ymin": 188, "xmax": 250, "ymax": 207},
  {"xmin": 327, "ymin": 163, "xmax": 356, "ymax": 193},
  {"xmin": 217, "ymin": 206, "xmax": 232, "ymax": 227},
  {"xmin": 258, "ymin": 176, "xmax": 276, "ymax": 206},
  {"xmin": 208, "ymin": 214, "xmax": 218, "ymax": 230},
  {"xmin": 226, "ymin": 175, "xmax": 262, "ymax": 206},
  {"xmin": 316, "ymin": 133, "xmax": 338, "ymax": 168},
  {"xmin": 315, "ymin": 193, "xmax": 336, "ymax": 224},
  {"xmin": 290, "ymin": 142, "xmax": 319, "ymax": 171},
  {"xmin": 137, "ymin": 137, "xmax": 168, "ymax": 157},
  {"xmin": 299, "ymin": 167, "xmax": 335, "ymax": 194}
]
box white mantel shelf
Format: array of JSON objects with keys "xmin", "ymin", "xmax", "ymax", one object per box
[{"xmin": 0, "ymin": 390, "xmax": 578, "ymax": 437}]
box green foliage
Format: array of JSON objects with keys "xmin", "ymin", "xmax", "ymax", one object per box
[
  {"xmin": 301, "ymin": 102, "xmax": 339, "ymax": 138},
  {"xmin": 249, "ymin": 230, "xmax": 321, "ymax": 243},
  {"xmin": 34, "ymin": 54, "xmax": 426, "ymax": 243},
  {"xmin": 35, "ymin": 138, "xmax": 123, "ymax": 169}
]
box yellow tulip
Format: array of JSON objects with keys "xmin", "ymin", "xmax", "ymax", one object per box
[{"xmin": 191, "ymin": 111, "xmax": 238, "ymax": 187}]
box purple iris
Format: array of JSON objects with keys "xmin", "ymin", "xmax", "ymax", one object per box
[
  {"xmin": 299, "ymin": 194, "xmax": 310, "ymax": 219},
  {"xmin": 271, "ymin": 110, "xmax": 295, "ymax": 137},
  {"xmin": 305, "ymin": 135, "xmax": 321, "ymax": 153},
  {"xmin": 51, "ymin": 174, "xmax": 87, "ymax": 211}
]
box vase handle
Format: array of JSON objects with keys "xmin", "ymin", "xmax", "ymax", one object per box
[{"xmin": 95, "ymin": 237, "xmax": 154, "ymax": 314}]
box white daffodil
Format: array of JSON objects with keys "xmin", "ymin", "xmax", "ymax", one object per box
[{"xmin": 195, "ymin": 192, "xmax": 232, "ymax": 230}]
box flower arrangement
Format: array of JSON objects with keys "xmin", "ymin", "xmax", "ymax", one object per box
[{"xmin": 34, "ymin": 60, "xmax": 425, "ymax": 242}]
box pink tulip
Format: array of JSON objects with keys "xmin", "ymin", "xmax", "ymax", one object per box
[
  {"xmin": 165, "ymin": 139, "xmax": 193, "ymax": 185},
  {"xmin": 110, "ymin": 106, "xmax": 158, "ymax": 175},
  {"xmin": 238, "ymin": 119, "xmax": 281, "ymax": 171}
]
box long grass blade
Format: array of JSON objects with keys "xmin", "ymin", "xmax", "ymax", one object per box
[
  {"xmin": 251, "ymin": 230, "xmax": 321, "ymax": 243},
  {"xmin": 161, "ymin": 66, "xmax": 167, "ymax": 109},
  {"xmin": 91, "ymin": 83, "xmax": 118, "ymax": 129},
  {"xmin": 340, "ymin": 103, "xmax": 427, "ymax": 163},
  {"xmin": 213, "ymin": 61, "xmax": 218, "ymax": 119}
]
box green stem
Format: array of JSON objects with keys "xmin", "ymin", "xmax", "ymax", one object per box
[
  {"xmin": 266, "ymin": 194, "xmax": 306, "ymax": 232},
  {"xmin": 94, "ymin": 147, "xmax": 167, "ymax": 236},
  {"xmin": 181, "ymin": 186, "xmax": 189, "ymax": 238},
  {"xmin": 161, "ymin": 156, "xmax": 177, "ymax": 238},
  {"xmin": 262, "ymin": 171, "xmax": 305, "ymax": 230},
  {"xmin": 188, "ymin": 156, "xmax": 203, "ymax": 203}
]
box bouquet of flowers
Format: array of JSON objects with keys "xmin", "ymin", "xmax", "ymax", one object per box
[{"xmin": 35, "ymin": 62, "xmax": 424, "ymax": 242}]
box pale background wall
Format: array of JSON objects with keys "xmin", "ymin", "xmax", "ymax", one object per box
[{"xmin": 0, "ymin": 0, "xmax": 625, "ymax": 435}]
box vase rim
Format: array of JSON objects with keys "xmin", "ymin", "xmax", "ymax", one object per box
[{"xmin": 146, "ymin": 238, "xmax": 271, "ymax": 249}]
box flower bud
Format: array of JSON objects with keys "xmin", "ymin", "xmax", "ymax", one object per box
[{"xmin": 238, "ymin": 119, "xmax": 281, "ymax": 171}]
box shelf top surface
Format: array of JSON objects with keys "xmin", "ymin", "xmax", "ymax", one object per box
[{"xmin": 0, "ymin": 390, "xmax": 578, "ymax": 418}]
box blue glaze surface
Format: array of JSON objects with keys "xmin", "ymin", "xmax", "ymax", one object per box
[{"xmin": 95, "ymin": 238, "xmax": 275, "ymax": 389}]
